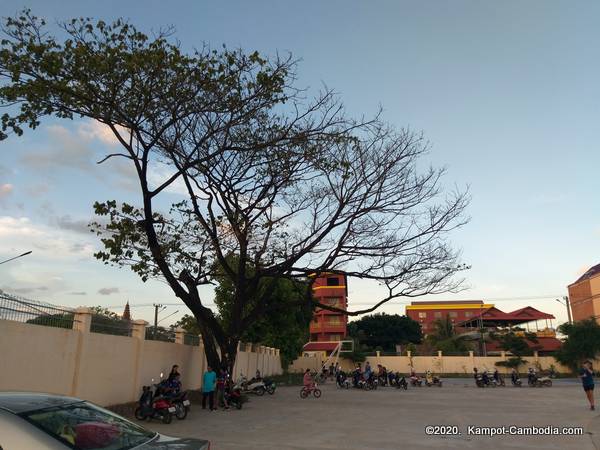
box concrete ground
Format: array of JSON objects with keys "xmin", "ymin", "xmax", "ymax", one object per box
[{"xmin": 140, "ymin": 378, "xmax": 600, "ymax": 450}]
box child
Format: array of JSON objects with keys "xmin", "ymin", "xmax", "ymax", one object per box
[{"xmin": 303, "ymin": 369, "xmax": 313, "ymax": 389}]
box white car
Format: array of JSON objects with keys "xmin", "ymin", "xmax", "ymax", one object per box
[{"xmin": 0, "ymin": 392, "xmax": 210, "ymax": 449}]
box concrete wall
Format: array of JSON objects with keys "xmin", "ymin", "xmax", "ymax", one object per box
[
  {"xmin": 0, "ymin": 312, "xmax": 283, "ymax": 406},
  {"xmin": 289, "ymin": 351, "xmax": 572, "ymax": 375}
]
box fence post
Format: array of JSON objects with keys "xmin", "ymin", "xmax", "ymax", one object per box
[
  {"xmin": 469, "ymin": 350, "xmax": 475, "ymax": 371},
  {"xmin": 438, "ymin": 350, "xmax": 443, "ymax": 374},
  {"xmin": 131, "ymin": 320, "xmax": 148, "ymax": 340},
  {"xmin": 130, "ymin": 320, "xmax": 148, "ymax": 402},
  {"xmin": 174, "ymin": 327, "xmax": 185, "ymax": 345},
  {"xmin": 73, "ymin": 307, "xmax": 92, "ymax": 332},
  {"xmin": 70, "ymin": 308, "xmax": 92, "ymax": 397}
]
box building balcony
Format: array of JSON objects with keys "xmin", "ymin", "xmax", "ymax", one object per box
[{"xmin": 310, "ymin": 323, "xmax": 346, "ymax": 333}]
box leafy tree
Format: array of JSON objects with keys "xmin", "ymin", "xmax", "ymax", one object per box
[
  {"xmin": 426, "ymin": 316, "xmax": 469, "ymax": 354},
  {"xmin": 555, "ymin": 319, "xmax": 600, "ymax": 371},
  {"xmin": 348, "ymin": 313, "xmax": 422, "ymax": 352},
  {"xmin": 491, "ymin": 331, "xmax": 538, "ymax": 369},
  {"xmin": 0, "ymin": 11, "xmax": 469, "ymax": 372}
]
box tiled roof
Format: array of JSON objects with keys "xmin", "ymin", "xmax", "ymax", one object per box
[{"xmin": 573, "ymin": 263, "xmax": 600, "ymax": 284}]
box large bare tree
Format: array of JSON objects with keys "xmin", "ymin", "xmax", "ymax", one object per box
[{"xmin": 0, "ymin": 11, "xmax": 469, "ymax": 370}]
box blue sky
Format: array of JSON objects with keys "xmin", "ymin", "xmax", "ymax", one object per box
[{"xmin": 0, "ymin": 1, "xmax": 598, "ymax": 325}]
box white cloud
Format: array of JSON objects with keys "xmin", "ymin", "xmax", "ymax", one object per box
[{"xmin": 77, "ymin": 120, "xmax": 127, "ymax": 147}]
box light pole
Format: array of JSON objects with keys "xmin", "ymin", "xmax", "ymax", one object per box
[
  {"xmin": 0, "ymin": 251, "xmax": 32, "ymax": 265},
  {"xmin": 556, "ymin": 297, "xmax": 572, "ymax": 324}
]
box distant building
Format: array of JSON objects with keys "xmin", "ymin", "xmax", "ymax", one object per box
[
  {"xmin": 568, "ymin": 263, "xmax": 600, "ymax": 323},
  {"xmin": 406, "ymin": 300, "xmax": 561, "ymax": 354},
  {"xmin": 302, "ymin": 273, "xmax": 348, "ymax": 355},
  {"xmin": 406, "ymin": 300, "xmax": 493, "ymax": 334}
]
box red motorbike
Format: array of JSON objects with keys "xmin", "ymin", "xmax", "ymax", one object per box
[{"xmin": 134, "ymin": 384, "xmax": 175, "ymax": 424}]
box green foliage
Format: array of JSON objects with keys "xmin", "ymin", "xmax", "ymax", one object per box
[
  {"xmin": 426, "ymin": 316, "xmax": 469, "ymax": 354},
  {"xmin": 347, "ymin": 313, "xmax": 422, "ymax": 352},
  {"xmin": 490, "ymin": 331, "xmax": 538, "ymax": 357},
  {"xmin": 495, "ymin": 357, "xmax": 528, "ymax": 369},
  {"xmin": 555, "ymin": 319, "xmax": 600, "ymax": 371}
]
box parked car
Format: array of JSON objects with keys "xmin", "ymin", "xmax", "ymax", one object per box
[{"xmin": 0, "ymin": 392, "xmax": 210, "ymax": 449}]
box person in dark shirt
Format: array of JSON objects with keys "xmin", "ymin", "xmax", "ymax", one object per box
[{"xmin": 579, "ymin": 360, "xmax": 595, "ymax": 410}]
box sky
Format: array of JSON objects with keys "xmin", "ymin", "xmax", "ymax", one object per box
[{"xmin": 0, "ymin": 1, "xmax": 598, "ymax": 326}]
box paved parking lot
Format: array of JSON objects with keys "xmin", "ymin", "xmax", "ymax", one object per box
[{"xmin": 140, "ymin": 378, "xmax": 600, "ymax": 450}]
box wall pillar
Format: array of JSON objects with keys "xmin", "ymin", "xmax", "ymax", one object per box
[
  {"xmin": 438, "ymin": 350, "xmax": 443, "ymax": 374},
  {"xmin": 130, "ymin": 320, "xmax": 148, "ymax": 402},
  {"xmin": 174, "ymin": 327, "xmax": 185, "ymax": 344},
  {"xmin": 469, "ymin": 350, "xmax": 475, "ymax": 371},
  {"xmin": 70, "ymin": 308, "xmax": 92, "ymax": 397},
  {"xmin": 73, "ymin": 307, "xmax": 92, "ymax": 333}
]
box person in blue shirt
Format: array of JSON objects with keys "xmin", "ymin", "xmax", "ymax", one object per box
[
  {"xmin": 202, "ymin": 366, "xmax": 217, "ymax": 411},
  {"xmin": 579, "ymin": 360, "xmax": 595, "ymax": 410}
]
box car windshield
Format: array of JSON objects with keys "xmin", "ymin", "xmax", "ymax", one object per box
[{"xmin": 20, "ymin": 401, "xmax": 156, "ymax": 450}]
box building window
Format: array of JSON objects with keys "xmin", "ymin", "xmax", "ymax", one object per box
[
  {"xmin": 329, "ymin": 334, "xmax": 341, "ymax": 341},
  {"xmin": 327, "ymin": 316, "xmax": 342, "ymax": 325},
  {"xmin": 464, "ymin": 312, "xmax": 472, "ymax": 318},
  {"xmin": 449, "ymin": 311, "xmax": 458, "ymax": 318},
  {"xmin": 422, "ymin": 323, "xmax": 428, "ymax": 330},
  {"xmin": 327, "ymin": 277, "xmax": 340, "ymax": 286},
  {"xmin": 434, "ymin": 311, "xmax": 442, "ymax": 319},
  {"xmin": 418, "ymin": 312, "xmax": 427, "ymax": 318}
]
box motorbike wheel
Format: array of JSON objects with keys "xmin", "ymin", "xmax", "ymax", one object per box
[
  {"xmin": 543, "ymin": 380, "xmax": 552, "ymax": 387},
  {"xmin": 438, "ymin": 382, "xmax": 443, "ymax": 387},
  {"xmin": 162, "ymin": 412, "xmax": 173, "ymax": 424},
  {"xmin": 236, "ymin": 401, "xmax": 242, "ymax": 410},
  {"xmin": 300, "ymin": 388, "xmax": 309, "ymax": 399},
  {"xmin": 313, "ymin": 389, "xmax": 322, "ymax": 398},
  {"xmin": 175, "ymin": 404, "xmax": 188, "ymax": 420},
  {"xmin": 134, "ymin": 407, "xmax": 146, "ymax": 421},
  {"xmin": 267, "ymin": 386, "xmax": 276, "ymax": 395},
  {"xmin": 254, "ymin": 386, "xmax": 265, "ymax": 396}
]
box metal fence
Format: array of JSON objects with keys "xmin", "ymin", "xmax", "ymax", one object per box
[
  {"xmin": 90, "ymin": 314, "xmax": 132, "ymax": 337},
  {"xmin": 0, "ymin": 291, "xmax": 75, "ymax": 329},
  {"xmin": 145, "ymin": 326, "xmax": 176, "ymax": 343},
  {"xmin": 184, "ymin": 334, "xmax": 200, "ymax": 346}
]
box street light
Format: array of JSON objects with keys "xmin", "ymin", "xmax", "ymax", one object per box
[{"xmin": 0, "ymin": 251, "xmax": 32, "ymax": 265}]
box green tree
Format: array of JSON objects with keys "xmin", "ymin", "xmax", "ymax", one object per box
[
  {"xmin": 555, "ymin": 319, "xmax": 600, "ymax": 371},
  {"xmin": 492, "ymin": 331, "xmax": 538, "ymax": 369},
  {"xmin": 0, "ymin": 11, "xmax": 469, "ymax": 372},
  {"xmin": 426, "ymin": 316, "xmax": 469, "ymax": 354},
  {"xmin": 348, "ymin": 313, "xmax": 422, "ymax": 352}
]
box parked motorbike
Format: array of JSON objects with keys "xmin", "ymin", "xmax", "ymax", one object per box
[
  {"xmin": 527, "ymin": 369, "xmax": 552, "ymax": 387},
  {"xmin": 511, "ymin": 372, "xmax": 522, "ymax": 387},
  {"xmin": 134, "ymin": 383, "xmax": 175, "ymax": 424},
  {"xmin": 224, "ymin": 386, "xmax": 245, "ymax": 409},
  {"xmin": 155, "ymin": 380, "xmax": 190, "ymax": 420},
  {"xmin": 235, "ymin": 375, "xmax": 267, "ymax": 395},
  {"xmin": 409, "ymin": 375, "xmax": 423, "ymax": 387},
  {"xmin": 263, "ymin": 378, "xmax": 277, "ymax": 395},
  {"xmin": 475, "ymin": 371, "xmax": 494, "ymax": 388},
  {"xmin": 425, "ymin": 371, "xmax": 443, "ymax": 387},
  {"xmin": 491, "ymin": 369, "xmax": 505, "ymax": 387},
  {"xmin": 395, "ymin": 375, "xmax": 408, "ymax": 390}
]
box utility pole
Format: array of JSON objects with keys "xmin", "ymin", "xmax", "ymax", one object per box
[
  {"xmin": 556, "ymin": 296, "xmax": 572, "ymax": 324},
  {"xmin": 153, "ymin": 303, "xmax": 163, "ymax": 338}
]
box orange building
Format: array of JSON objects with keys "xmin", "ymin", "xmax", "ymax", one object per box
[
  {"xmin": 568, "ymin": 263, "xmax": 600, "ymax": 322},
  {"xmin": 303, "ymin": 273, "xmax": 348, "ymax": 354}
]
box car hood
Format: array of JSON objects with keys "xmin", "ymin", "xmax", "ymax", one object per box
[{"xmin": 137, "ymin": 433, "xmax": 210, "ymax": 449}]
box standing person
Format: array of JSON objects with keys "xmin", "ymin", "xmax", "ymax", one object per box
[
  {"xmin": 216, "ymin": 368, "xmax": 229, "ymax": 410},
  {"xmin": 580, "ymin": 360, "xmax": 595, "ymax": 410},
  {"xmin": 364, "ymin": 361, "xmax": 372, "ymax": 379},
  {"xmin": 202, "ymin": 366, "xmax": 217, "ymax": 411},
  {"xmin": 168, "ymin": 365, "xmax": 180, "ymax": 382}
]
